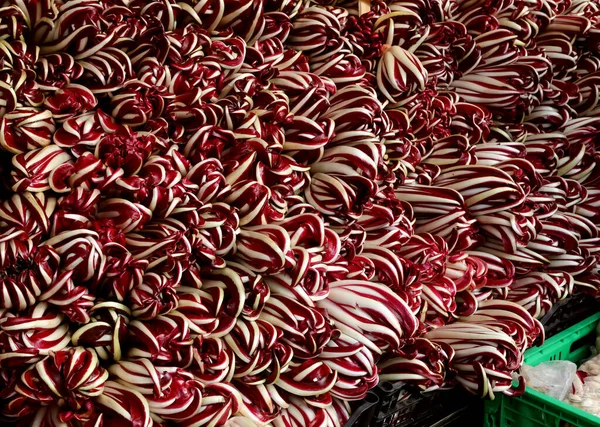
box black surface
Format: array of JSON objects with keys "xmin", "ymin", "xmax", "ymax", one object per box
[
  {"xmin": 344, "ymin": 382, "xmax": 482, "ymax": 427},
  {"xmin": 537, "ymin": 293, "xmax": 600, "ymax": 345}
]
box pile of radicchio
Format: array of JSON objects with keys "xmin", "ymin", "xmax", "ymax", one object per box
[{"xmin": 0, "ymin": 0, "xmax": 599, "ymax": 425}]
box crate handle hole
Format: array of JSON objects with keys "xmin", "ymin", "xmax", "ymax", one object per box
[
  {"xmin": 365, "ymin": 392, "xmax": 379, "ymax": 404},
  {"xmin": 379, "ymin": 381, "xmax": 395, "ymax": 392},
  {"xmin": 569, "ymin": 333, "xmax": 595, "ymax": 355}
]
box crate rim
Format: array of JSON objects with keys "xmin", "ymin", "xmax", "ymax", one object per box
[
  {"xmin": 524, "ymin": 387, "xmax": 600, "ymax": 424},
  {"xmin": 524, "ymin": 311, "xmax": 600, "ymax": 365},
  {"xmin": 519, "ymin": 311, "xmax": 600, "ymax": 425}
]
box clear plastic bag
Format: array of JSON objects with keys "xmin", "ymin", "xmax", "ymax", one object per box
[
  {"xmin": 596, "ymin": 321, "xmax": 600, "ymax": 354},
  {"xmin": 581, "ymin": 353, "xmax": 600, "ymax": 376},
  {"xmin": 568, "ymin": 376, "xmax": 600, "ymax": 417},
  {"xmin": 522, "ymin": 361, "xmax": 578, "ymax": 401}
]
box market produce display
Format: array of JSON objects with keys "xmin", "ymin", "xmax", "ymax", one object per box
[{"xmin": 0, "ymin": 0, "xmax": 598, "ymax": 426}]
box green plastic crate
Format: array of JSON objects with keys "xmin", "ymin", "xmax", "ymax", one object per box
[{"xmin": 484, "ymin": 312, "xmax": 600, "ymax": 427}]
